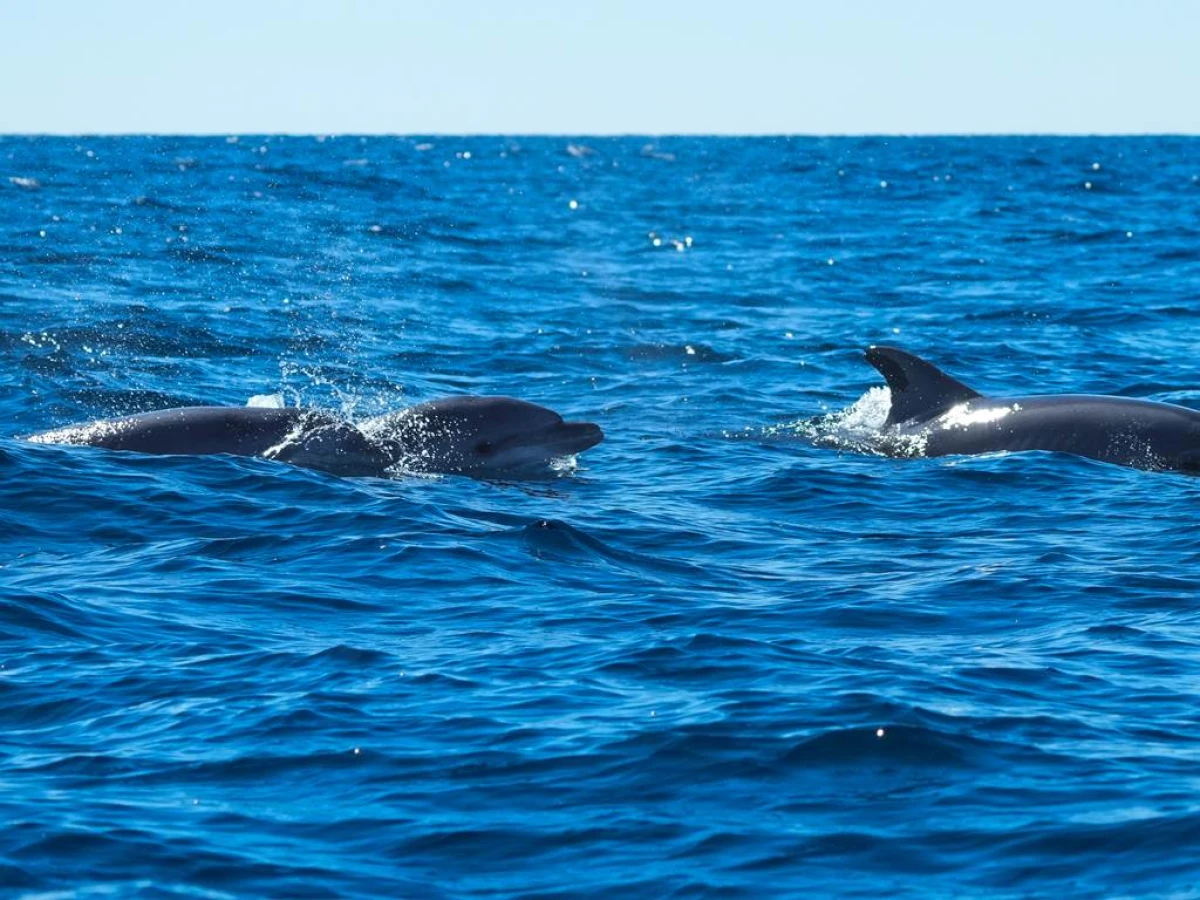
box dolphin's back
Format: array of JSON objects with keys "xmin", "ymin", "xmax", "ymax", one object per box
[
  {"xmin": 920, "ymin": 394, "xmax": 1200, "ymax": 469},
  {"xmin": 30, "ymin": 407, "xmax": 315, "ymax": 456},
  {"xmin": 863, "ymin": 345, "xmax": 1200, "ymax": 472},
  {"xmin": 27, "ymin": 396, "xmax": 602, "ymax": 478}
]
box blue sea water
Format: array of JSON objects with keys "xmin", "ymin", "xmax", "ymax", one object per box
[{"xmin": 2, "ymin": 135, "xmax": 1200, "ymax": 898}]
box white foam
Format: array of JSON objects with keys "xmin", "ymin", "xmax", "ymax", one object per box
[
  {"xmin": 773, "ymin": 386, "xmax": 895, "ymax": 454},
  {"xmin": 549, "ymin": 454, "xmax": 580, "ymax": 475},
  {"xmin": 830, "ymin": 386, "xmax": 892, "ymax": 433},
  {"xmin": 247, "ymin": 393, "xmax": 285, "ymax": 409}
]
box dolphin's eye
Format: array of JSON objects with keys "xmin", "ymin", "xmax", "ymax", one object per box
[{"xmin": 475, "ymin": 441, "xmax": 494, "ymax": 455}]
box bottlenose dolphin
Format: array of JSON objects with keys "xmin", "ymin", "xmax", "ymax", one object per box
[
  {"xmin": 363, "ymin": 396, "xmax": 604, "ymax": 476},
  {"xmin": 27, "ymin": 396, "xmax": 603, "ymax": 478},
  {"xmin": 861, "ymin": 346, "xmax": 1200, "ymax": 473}
]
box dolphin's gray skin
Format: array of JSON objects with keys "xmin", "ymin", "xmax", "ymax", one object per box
[
  {"xmin": 27, "ymin": 397, "xmax": 603, "ymax": 478},
  {"xmin": 364, "ymin": 396, "xmax": 604, "ymax": 477},
  {"xmin": 863, "ymin": 346, "xmax": 1200, "ymax": 473}
]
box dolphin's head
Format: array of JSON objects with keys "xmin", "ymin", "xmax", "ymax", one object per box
[{"xmin": 364, "ymin": 396, "xmax": 603, "ymax": 477}]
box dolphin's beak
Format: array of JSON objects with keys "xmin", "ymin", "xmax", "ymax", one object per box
[
  {"xmin": 483, "ymin": 420, "xmax": 603, "ymax": 475},
  {"xmin": 498, "ymin": 420, "xmax": 603, "ymax": 459},
  {"xmin": 541, "ymin": 420, "xmax": 604, "ymax": 456}
]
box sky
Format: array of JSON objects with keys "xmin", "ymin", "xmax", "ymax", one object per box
[{"xmin": 1, "ymin": 0, "xmax": 1197, "ymax": 134}]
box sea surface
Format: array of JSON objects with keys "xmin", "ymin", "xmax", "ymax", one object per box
[{"xmin": 2, "ymin": 135, "xmax": 1200, "ymax": 899}]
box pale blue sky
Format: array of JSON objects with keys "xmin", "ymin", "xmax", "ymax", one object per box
[{"xmin": 2, "ymin": 0, "xmax": 1196, "ymax": 134}]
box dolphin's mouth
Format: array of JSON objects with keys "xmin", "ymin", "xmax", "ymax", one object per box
[
  {"xmin": 495, "ymin": 420, "xmax": 604, "ymax": 463},
  {"xmin": 553, "ymin": 421, "xmax": 604, "ymax": 455},
  {"xmin": 527, "ymin": 421, "xmax": 604, "ymax": 456}
]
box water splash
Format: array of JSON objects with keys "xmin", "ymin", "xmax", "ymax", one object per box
[{"xmin": 768, "ymin": 386, "xmax": 896, "ymax": 455}]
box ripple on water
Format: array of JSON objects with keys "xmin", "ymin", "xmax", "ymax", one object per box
[{"xmin": 3, "ymin": 135, "xmax": 1200, "ymax": 898}]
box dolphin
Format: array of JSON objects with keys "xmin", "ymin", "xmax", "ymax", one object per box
[
  {"xmin": 363, "ymin": 396, "xmax": 604, "ymax": 477},
  {"xmin": 26, "ymin": 396, "xmax": 603, "ymax": 479},
  {"xmin": 860, "ymin": 346, "xmax": 1200, "ymax": 473}
]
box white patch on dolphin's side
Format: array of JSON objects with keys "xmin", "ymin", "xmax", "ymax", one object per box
[{"xmin": 937, "ymin": 402, "xmax": 1014, "ymax": 429}]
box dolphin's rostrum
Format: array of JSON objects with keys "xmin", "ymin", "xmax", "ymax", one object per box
[
  {"xmin": 861, "ymin": 346, "xmax": 1200, "ymax": 473},
  {"xmin": 27, "ymin": 396, "xmax": 604, "ymax": 479}
]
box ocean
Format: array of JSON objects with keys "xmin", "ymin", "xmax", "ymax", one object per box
[{"xmin": 2, "ymin": 135, "xmax": 1200, "ymax": 898}]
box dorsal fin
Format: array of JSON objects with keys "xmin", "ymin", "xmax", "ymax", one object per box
[{"xmin": 865, "ymin": 346, "xmax": 982, "ymax": 426}]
